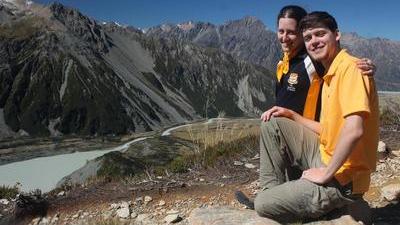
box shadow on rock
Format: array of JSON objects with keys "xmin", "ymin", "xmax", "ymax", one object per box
[{"xmin": 372, "ymin": 201, "xmax": 400, "ymax": 224}]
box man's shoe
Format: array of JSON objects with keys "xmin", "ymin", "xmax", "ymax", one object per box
[{"xmin": 235, "ymin": 190, "xmax": 255, "ymax": 210}]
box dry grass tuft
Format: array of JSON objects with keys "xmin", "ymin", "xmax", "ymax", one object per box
[{"xmin": 167, "ymin": 119, "xmax": 260, "ymax": 172}]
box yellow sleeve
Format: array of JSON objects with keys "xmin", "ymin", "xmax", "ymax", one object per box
[{"xmin": 339, "ymin": 64, "xmax": 371, "ymax": 118}]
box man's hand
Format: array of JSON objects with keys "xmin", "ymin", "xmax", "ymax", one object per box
[
  {"xmin": 260, "ymin": 106, "xmax": 294, "ymax": 122},
  {"xmin": 356, "ymin": 58, "xmax": 376, "ymax": 76},
  {"xmin": 301, "ymin": 167, "xmax": 331, "ymax": 184}
]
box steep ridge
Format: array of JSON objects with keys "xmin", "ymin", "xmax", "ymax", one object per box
[
  {"xmin": 342, "ymin": 32, "xmax": 400, "ymax": 90},
  {"xmin": 0, "ymin": 2, "xmax": 274, "ymax": 137},
  {"xmin": 146, "ymin": 16, "xmax": 281, "ymax": 71}
]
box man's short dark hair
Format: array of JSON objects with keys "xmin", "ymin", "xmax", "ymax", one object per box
[{"xmin": 299, "ymin": 11, "xmax": 338, "ymax": 32}]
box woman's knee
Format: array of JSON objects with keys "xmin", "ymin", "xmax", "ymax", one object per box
[{"xmin": 260, "ymin": 117, "xmax": 279, "ymax": 134}]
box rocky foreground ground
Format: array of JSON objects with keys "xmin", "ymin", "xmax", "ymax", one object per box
[
  {"xmin": 1, "ymin": 136, "xmax": 400, "ymax": 225},
  {"xmin": 1, "ymin": 113, "xmax": 400, "ymax": 225}
]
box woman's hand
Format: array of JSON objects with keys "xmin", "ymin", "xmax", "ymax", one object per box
[
  {"xmin": 356, "ymin": 58, "xmax": 376, "ymax": 76},
  {"xmin": 260, "ymin": 106, "xmax": 294, "ymax": 122}
]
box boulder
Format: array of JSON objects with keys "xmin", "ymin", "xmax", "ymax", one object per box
[
  {"xmin": 144, "ymin": 196, "xmax": 153, "ymax": 203},
  {"xmin": 381, "ymin": 183, "xmax": 400, "ymax": 201},
  {"xmin": 234, "ymin": 161, "xmax": 244, "ymax": 166},
  {"xmin": 164, "ymin": 214, "xmax": 182, "ymax": 223},
  {"xmin": 187, "ymin": 207, "xmax": 280, "ymax": 225},
  {"xmin": 304, "ymin": 215, "xmax": 359, "ymax": 225},
  {"xmin": 245, "ymin": 163, "xmax": 256, "ymax": 169},
  {"xmin": 0, "ymin": 199, "xmax": 9, "ymax": 205},
  {"xmin": 377, "ymin": 141, "xmax": 388, "ymax": 159},
  {"xmin": 116, "ymin": 202, "xmax": 130, "ymax": 218}
]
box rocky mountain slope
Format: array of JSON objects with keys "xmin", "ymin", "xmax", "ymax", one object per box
[
  {"xmin": 0, "ymin": 1, "xmax": 274, "ymax": 137},
  {"xmin": 146, "ymin": 16, "xmax": 281, "ymax": 71},
  {"xmin": 341, "ymin": 33, "xmax": 400, "ymax": 90}
]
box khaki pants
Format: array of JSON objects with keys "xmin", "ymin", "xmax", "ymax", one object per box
[{"xmin": 255, "ymin": 117, "xmax": 353, "ymax": 223}]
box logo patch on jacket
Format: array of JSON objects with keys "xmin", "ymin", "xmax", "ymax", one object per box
[{"xmin": 287, "ymin": 73, "xmax": 298, "ymax": 91}]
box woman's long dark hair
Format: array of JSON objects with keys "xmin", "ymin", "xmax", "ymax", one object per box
[{"xmin": 277, "ymin": 5, "xmax": 307, "ymax": 25}]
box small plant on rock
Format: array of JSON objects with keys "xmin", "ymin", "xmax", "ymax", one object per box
[{"xmin": 0, "ymin": 184, "xmax": 20, "ymax": 199}]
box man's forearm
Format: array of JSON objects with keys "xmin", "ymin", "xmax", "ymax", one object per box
[
  {"xmin": 301, "ymin": 114, "xmax": 365, "ymax": 184},
  {"xmin": 323, "ymin": 115, "xmax": 364, "ymax": 181}
]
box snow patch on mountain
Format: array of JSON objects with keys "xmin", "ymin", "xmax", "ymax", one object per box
[
  {"xmin": 177, "ymin": 21, "xmax": 194, "ymax": 31},
  {"xmin": 60, "ymin": 59, "xmax": 74, "ymax": 100}
]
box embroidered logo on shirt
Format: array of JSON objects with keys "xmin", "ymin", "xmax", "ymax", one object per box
[{"xmin": 287, "ymin": 73, "xmax": 298, "ymax": 91}]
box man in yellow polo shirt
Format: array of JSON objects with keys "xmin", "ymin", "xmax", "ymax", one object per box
[{"xmin": 254, "ymin": 11, "xmax": 378, "ymax": 223}]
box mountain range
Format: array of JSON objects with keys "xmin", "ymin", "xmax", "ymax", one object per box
[
  {"xmin": 146, "ymin": 18, "xmax": 400, "ymax": 91},
  {"xmin": 0, "ymin": 0, "xmax": 399, "ymax": 137}
]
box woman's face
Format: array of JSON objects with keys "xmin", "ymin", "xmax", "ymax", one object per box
[{"xmin": 277, "ymin": 17, "xmax": 304, "ymax": 57}]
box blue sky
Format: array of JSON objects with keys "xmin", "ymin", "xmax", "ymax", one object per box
[{"xmin": 34, "ymin": 0, "xmax": 400, "ymax": 41}]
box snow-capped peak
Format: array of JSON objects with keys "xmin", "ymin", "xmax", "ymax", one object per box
[
  {"xmin": 177, "ymin": 21, "xmax": 194, "ymax": 31},
  {"xmin": 0, "ymin": 0, "xmax": 35, "ymax": 12},
  {"xmin": 1, "ymin": 0, "xmax": 29, "ymax": 7},
  {"xmin": 139, "ymin": 27, "xmax": 147, "ymax": 34},
  {"xmin": 112, "ymin": 21, "xmax": 128, "ymax": 28}
]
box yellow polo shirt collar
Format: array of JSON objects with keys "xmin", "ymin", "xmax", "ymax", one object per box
[{"xmin": 323, "ymin": 49, "xmax": 348, "ymax": 82}]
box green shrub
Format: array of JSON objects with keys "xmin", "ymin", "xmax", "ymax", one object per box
[
  {"xmin": 0, "ymin": 184, "xmax": 20, "ymax": 199},
  {"xmin": 96, "ymin": 152, "xmax": 146, "ymax": 178},
  {"xmin": 168, "ymin": 156, "xmax": 190, "ymax": 173}
]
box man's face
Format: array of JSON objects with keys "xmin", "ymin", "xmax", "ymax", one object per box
[
  {"xmin": 302, "ymin": 27, "xmax": 340, "ymax": 66},
  {"xmin": 277, "ymin": 18, "xmax": 304, "ymax": 57}
]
